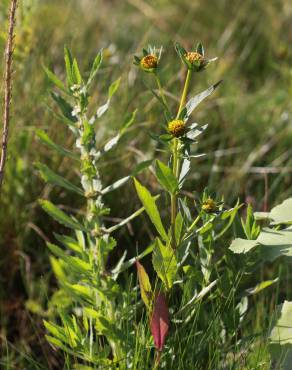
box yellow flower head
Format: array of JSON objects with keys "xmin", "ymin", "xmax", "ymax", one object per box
[
  {"xmin": 140, "ymin": 54, "xmax": 158, "ymax": 70},
  {"xmin": 185, "ymin": 51, "xmax": 204, "ymax": 65},
  {"xmin": 168, "ymin": 119, "xmax": 186, "ymax": 138},
  {"xmin": 201, "ymin": 198, "xmax": 217, "ymax": 213}
]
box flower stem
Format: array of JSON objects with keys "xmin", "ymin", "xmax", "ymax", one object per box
[
  {"xmin": 171, "ymin": 70, "xmax": 192, "ymax": 249},
  {"xmin": 155, "ymin": 73, "xmax": 169, "ymax": 111}
]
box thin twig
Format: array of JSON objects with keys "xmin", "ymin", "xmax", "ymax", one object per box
[{"xmin": 0, "ymin": 0, "xmax": 18, "ymax": 194}]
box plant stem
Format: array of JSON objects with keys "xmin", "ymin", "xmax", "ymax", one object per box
[
  {"xmin": 171, "ymin": 70, "xmax": 192, "ymax": 249},
  {"xmin": 154, "ymin": 73, "xmax": 169, "ymax": 110},
  {"xmin": 0, "ymin": 0, "xmax": 18, "ymax": 195}
]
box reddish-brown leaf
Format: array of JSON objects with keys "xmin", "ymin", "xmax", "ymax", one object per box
[{"xmin": 150, "ymin": 293, "xmax": 169, "ymax": 351}]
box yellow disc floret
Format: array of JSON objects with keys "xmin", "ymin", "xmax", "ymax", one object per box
[
  {"xmin": 201, "ymin": 198, "xmax": 217, "ymax": 213},
  {"xmin": 168, "ymin": 119, "xmax": 186, "ymax": 138},
  {"xmin": 140, "ymin": 54, "xmax": 158, "ymax": 69},
  {"xmin": 185, "ymin": 51, "xmax": 204, "ymax": 65}
]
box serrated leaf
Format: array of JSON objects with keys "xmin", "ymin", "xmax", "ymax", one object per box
[
  {"xmin": 134, "ymin": 179, "xmax": 168, "ymax": 242},
  {"xmin": 36, "ymin": 163, "xmax": 83, "ymax": 195},
  {"xmin": 40, "ymin": 200, "xmax": 87, "ymax": 231},
  {"xmin": 152, "ymin": 238, "xmax": 177, "ymax": 290},
  {"xmin": 136, "ymin": 261, "xmax": 152, "ymax": 310}
]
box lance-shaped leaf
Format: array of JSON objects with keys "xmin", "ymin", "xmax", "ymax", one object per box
[
  {"xmin": 43, "ymin": 66, "xmax": 68, "ymax": 94},
  {"xmin": 50, "ymin": 92, "xmax": 77, "ymax": 123},
  {"xmin": 87, "ymin": 50, "xmax": 103, "ymax": 87},
  {"xmin": 36, "ymin": 163, "xmax": 83, "ymax": 196},
  {"xmin": 136, "ymin": 261, "xmax": 153, "ymax": 310},
  {"xmin": 36, "ymin": 130, "xmax": 79, "ymax": 161},
  {"xmin": 152, "ymin": 238, "xmax": 177, "ymax": 290},
  {"xmin": 39, "ymin": 200, "xmax": 87, "ymax": 231},
  {"xmin": 64, "ymin": 46, "xmax": 74, "ymax": 87},
  {"xmin": 134, "ymin": 179, "xmax": 168, "ymax": 242},
  {"xmin": 150, "ymin": 293, "xmax": 169, "ymax": 352},
  {"xmin": 185, "ymin": 81, "xmax": 222, "ymax": 121},
  {"xmin": 101, "ymin": 176, "xmax": 130, "ymax": 195},
  {"xmin": 155, "ymin": 160, "xmax": 178, "ymax": 194}
]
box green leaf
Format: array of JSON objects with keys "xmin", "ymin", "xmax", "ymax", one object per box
[
  {"xmin": 175, "ymin": 212, "xmax": 184, "ymax": 245},
  {"xmin": 270, "ymin": 301, "xmax": 292, "ymax": 344},
  {"xmin": 50, "ymin": 92, "xmax": 77, "ymax": 123},
  {"xmin": 101, "ymin": 176, "xmax": 130, "ymax": 195},
  {"xmin": 134, "ymin": 179, "xmax": 168, "ymax": 242},
  {"xmin": 131, "ymin": 160, "xmax": 153, "ymax": 177},
  {"xmin": 36, "ymin": 163, "xmax": 83, "ymax": 196},
  {"xmin": 155, "ymin": 160, "xmax": 178, "ymax": 194},
  {"xmin": 246, "ymin": 278, "xmax": 278, "ymax": 295},
  {"xmin": 185, "ymin": 81, "xmax": 222, "ymax": 121},
  {"xmin": 87, "ymin": 51, "xmax": 102, "ymax": 86},
  {"xmin": 152, "ymin": 238, "xmax": 177, "ymax": 290},
  {"xmin": 257, "ymin": 227, "xmax": 292, "ymax": 261},
  {"xmin": 120, "ymin": 109, "xmax": 137, "ymax": 134},
  {"xmin": 136, "ymin": 261, "xmax": 153, "ymax": 310},
  {"xmin": 64, "ymin": 46, "xmax": 74, "ymax": 87},
  {"xmin": 229, "ymin": 238, "xmax": 259, "ymax": 254},
  {"xmin": 39, "ymin": 200, "xmax": 87, "ymax": 231},
  {"xmin": 43, "ymin": 66, "xmax": 68, "ymax": 93},
  {"xmin": 72, "ymin": 59, "xmax": 82, "ymax": 85},
  {"xmin": 270, "ymin": 198, "xmax": 292, "ymax": 225},
  {"xmin": 108, "ymin": 78, "xmax": 121, "ymax": 99},
  {"xmin": 36, "ymin": 130, "xmax": 79, "ymax": 161}
]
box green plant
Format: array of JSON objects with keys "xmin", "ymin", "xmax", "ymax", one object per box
[
  {"xmin": 38, "ymin": 48, "xmax": 154, "ymax": 368},
  {"xmin": 132, "ymin": 43, "xmax": 257, "ymax": 368}
]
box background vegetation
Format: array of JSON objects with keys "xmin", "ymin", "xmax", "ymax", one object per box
[{"xmin": 0, "ymin": 0, "xmax": 291, "ymax": 368}]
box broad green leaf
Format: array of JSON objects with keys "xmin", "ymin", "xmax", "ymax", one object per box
[
  {"xmin": 136, "ymin": 261, "xmax": 152, "ymax": 310},
  {"xmin": 50, "ymin": 256, "xmax": 66, "ymax": 281},
  {"xmin": 152, "ymin": 238, "xmax": 177, "ymax": 290},
  {"xmin": 134, "ymin": 179, "xmax": 168, "ymax": 242},
  {"xmin": 36, "ymin": 129, "xmax": 79, "ymax": 161},
  {"xmin": 270, "ymin": 301, "xmax": 292, "ymax": 344},
  {"xmin": 40, "ymin": 200, "xmax": 87, "ymax": 231},
  {"xmin": 155, "ymin": 160, "xmax": 178, "ymax": 194},
  {"xmin": 229, "ymin": 238, "xmax": 259, "ymax": 254},
  {"xmin": 44, "ymin": 66, "xmax": 68, "ymax": 93},
  {"xmin": 258, "ymin": 227, "xmax": 292, "ymax": 261},
  {"xmin": 36, "ymin": 163, "xmax": 83, "ymax": 195},
  {"xmin": 270, "ymin": 198, "xmax": 292, "ymax": 225}
]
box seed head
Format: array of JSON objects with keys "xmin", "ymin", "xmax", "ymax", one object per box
[
  {"xmin": 202, "ymin": 198, "xmax": 217, "ymax": 213},
  {"xmin": 168, "ymin": 119, "xmax": 186, "ymax": 138},
  {"xmin": 140, "ymin": 54, "xmax": 158, "ymax": 70},
  {"xmin": 185, "ymin": 51, "xmax": 204, "ymax": 65}
]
